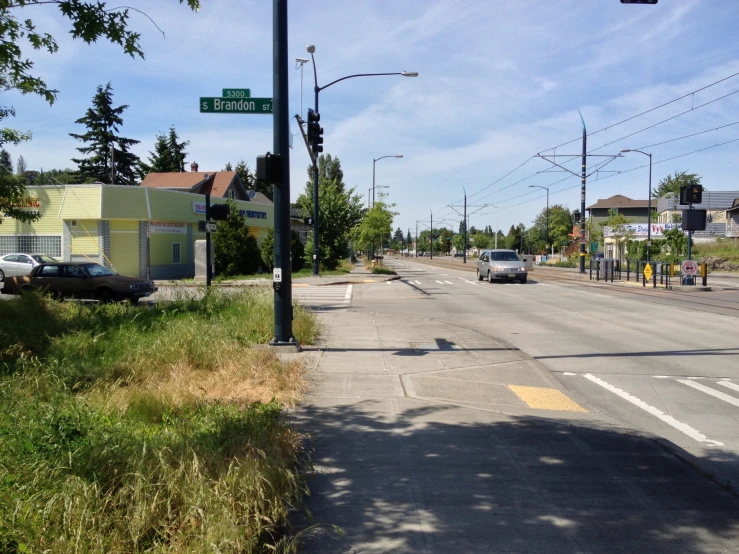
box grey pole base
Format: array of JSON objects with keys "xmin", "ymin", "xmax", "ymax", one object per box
[{"xmin": 268, "ymin": 338, "xmax": 302, "ymax": 353}]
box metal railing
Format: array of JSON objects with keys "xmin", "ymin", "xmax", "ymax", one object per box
[{"xmin": 590, "ymin": 259, "xmax": 709, "ymax": 289}]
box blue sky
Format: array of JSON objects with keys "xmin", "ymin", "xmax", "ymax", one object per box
[{"xmin": 5, "ymin": 0, "xmax": 739, "ymax": 235}]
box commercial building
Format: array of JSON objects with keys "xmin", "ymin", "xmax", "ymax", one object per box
[
  {"xmin": 0, "ymin": 181, "xmax": 273, "ymax": 280},
  {"xmin": 656, "ymin": 190, "xmax": 739, "ymax": 240}
]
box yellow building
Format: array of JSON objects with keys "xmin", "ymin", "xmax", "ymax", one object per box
[{"xmin": 0, "ymin": 183, "xmax": 273, "ymax": 279}]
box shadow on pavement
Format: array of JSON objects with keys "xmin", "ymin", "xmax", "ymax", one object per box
[{"xmin": 289, "ymin": 401, "xmax": 739, "ymax": 554}]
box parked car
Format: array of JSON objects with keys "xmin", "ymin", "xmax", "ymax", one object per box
[
  {"xmin": 1, "ymin": 262, "xmax": 157, "ymax": 304},
  {"xmin": 476, "ymin": 249, "xmax": 528, "ymax": 283},
  {"xmin": 0, "ymin": 253, "xmax": 58, "ymax": 281}
]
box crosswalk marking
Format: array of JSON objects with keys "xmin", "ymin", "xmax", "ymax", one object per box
[
  {"xmin": 435, "ymin": 280, "xmax": 443, "ymax": 284},
  {"xmin": 459, "ymin": 278, "xmax": 477, "ymax": 285},
  {"xmin": 678, "ymin": 379, "xmax": 739, "ymax": 408},
  {"xmin": 293, "ymin": 285, "xmax": 352, "ymax": 309},
  {"xmin": 444, "ymin": 280, "xmax": 454, "ymax": 284},
  {"xmin": 718, "ymin": 381, "xmax": 739, "ymax": 394},
  {"xmin": 582, "ymin": 373, "xmax": 724, "ymax": 447}
]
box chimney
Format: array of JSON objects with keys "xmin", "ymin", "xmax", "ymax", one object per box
[{"xmin": 190, "ymin": 161, "xmax": 199, "ymax": 172}]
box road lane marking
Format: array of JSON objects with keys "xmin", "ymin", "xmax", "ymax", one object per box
[
  {"xmin": 345, "ymin": 285, "xmax": 353, "ymax": 300},
  {"xmin": 583, "ymin": 374, "xmax": 723, "ymax": 447},
  {"xmin": 717, "ymin": 381, "xmax": 739, "ymax": 394},
  {"xmin": 415, "ymin": 280, "xmax": 421, "ymax": 284},
  {"xmin": 459, "ymin": 278, "xmax": 477, "ymax": 285},
  {"xmin": 386, "ymin": 281, "xmax": 392, "ymax": 285},
  {"xmin": 435, "ymin": 280, "xmax": 444, "ymax": 284},
  {"xmin": 678, "ymin": 379, "xmax": 739, "ymax": 408},
  {"xmin": 508, "ymin": 385, "xmax": 587, "ymax": 412},
  {"xmin": 444, "ymin": 281, "xmax": 454, "ymax": 284}
]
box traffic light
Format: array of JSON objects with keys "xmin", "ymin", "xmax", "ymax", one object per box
[
  {"xmin": 209, "ymin": 203, "xmax": 230, "ymax": 221},
  {"xmin": 679, "ymin": 182, "xmax": 703, "ymax": 205},
  {"xmin": 307, "ymin": 108, "xmax": 324, "ymax": 154}
]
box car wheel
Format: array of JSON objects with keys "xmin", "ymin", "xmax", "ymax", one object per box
[
  {"xmin": 488, "ymin": 271, "xmax": 494, "ymax": 284},
  {"xmin": 477, "ymin": 269, "xmax": 483, "ymax": 281},
  {"xmin": 0, "ymin": 268, "xmax": 4, "ymax": 281},
  {"xmin": 20, "ymin": 284, "xmax": 35, "ymax": 293},
  {"xmin": 96, "ymin": 287, "xmax": 114, "ymax": 303}
]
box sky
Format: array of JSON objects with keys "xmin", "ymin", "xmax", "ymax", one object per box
[{"xmin": 5, "ymin": 0, "xmax": 739, "ymax": 236}]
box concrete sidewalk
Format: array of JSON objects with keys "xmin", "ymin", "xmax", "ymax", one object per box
[{"xmin": 291, "ymin": 309, "xmax": 739, "ymax": 553}]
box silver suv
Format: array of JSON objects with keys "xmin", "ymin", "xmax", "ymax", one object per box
[{"xmin": 477, "ymin": 249, "xmax": 527, "ymax": 283}]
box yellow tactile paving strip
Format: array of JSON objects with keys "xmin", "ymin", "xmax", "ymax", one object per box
[{"xmin": 508, "ymin": 385, "xmax": 588, "ymax": 412}]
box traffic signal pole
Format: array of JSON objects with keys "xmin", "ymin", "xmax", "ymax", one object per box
[{"xmin": 270, "ymin": 0, "xmax": 296, "ymax": 348}]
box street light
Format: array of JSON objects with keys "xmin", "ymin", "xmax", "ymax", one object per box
[
  {"xmin": 306, "ymin": 44, "xmax": 417, "ymax": 276},
  {"xmin": 621, "ymin": 149, "xmax": 653, "ymax": 263},
  {"xmin": 373, "ymin": 155, "xmax": 403, "ymax": 206},
  {"xmin": 529, "ymin": 185, "xmax": 549, "ymax": 255}
]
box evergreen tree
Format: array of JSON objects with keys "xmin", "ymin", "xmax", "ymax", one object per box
[
  {"xmin": 16, "ymin": 155, "xmax": 26, "ymax": 175},
  {"xmin": 144, "ymin": 125, "xmax": 189, "ymax": 173},
  {"xmin": 69, "ymin": 83, "xmax": 141, "ymax": 185},
  {"xmin": 213, "ymin": 201, "xmax": 261, "ymax": 276},
  {"xmin": 223, "ymin": 162, "xmax": 233, "ymax": 171},
  {"xmin": 0, "ymin": 149, "xmax": 11, "ymax": 174}
]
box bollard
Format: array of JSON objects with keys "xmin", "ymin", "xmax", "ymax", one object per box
[{"xmin": 701, "ymin": 262, "xmax": 707, "ymax": 287}]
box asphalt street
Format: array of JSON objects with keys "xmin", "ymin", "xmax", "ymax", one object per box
[{"xmin": 294, "ymin": 257, "xmax": 739, "ymax": 553}]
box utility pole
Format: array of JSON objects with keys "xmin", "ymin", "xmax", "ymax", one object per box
[
  {"xmin": 463, "ymin": 190, "xmax": 467, "ymax": 263},
  {"xmin": 448, "ymin": 196, "xmax": 488, "ymax": 260},
  {"xmin": 415, "ymin": 222, "xmax": 418, "ymax": 257},
  {"xmin": 430, "ymin": 210, "xmax": 433, "ymax": 260},
  {"xmin": 580, "ymin": 113, "xmax": 587, "ymax": 273},
  {"xmin": 270, "ymin": 0, "xmax": 296, "ymax": 347}
]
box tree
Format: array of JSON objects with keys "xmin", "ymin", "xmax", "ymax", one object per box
[
  {"xmin": 473, "ymin": 233, "xmax": 490, "ymax": 250},
  {"xmin": 439, "ymin": 228, "xmax": 454, "ymax": 254},
  {"xmin": 531, "ymin": 204, "xmax": 574, "ymax": 253},
  {"xmin": 70, "ymin": 83, "xmax": 141, "ymax": 185},
  {"xmin": 213, "ymin": 201, "xmax": 261, "ymax": 276},
  {"xmin": 661, "ymin": 226, "xmax": 688, "ymax": 263},
  {"xmin": 601, "ymin": 209, "xmax": 634, "ymax": 259},
  {"xmin": 223, "ymin": 162, "xmax": 233, "ymax": 171},
  {"xmin": 353, "ymin": 193, "xmax": 396, "ymax": 256},
  {"xmin": 653, "ymin": 170, "xmax": 701, "ymax": 199},
  {"xmin": 0, "ymin": 149, "xmax": 12, "ymax": 174},
  {"xmin": 37, "ymin": 168, "xmax": 86, "ymax": 185},
  {"xmin": 0, "ymin": 1, "xmax": 201, "ymax": 214},
  {"xmin": 297, "ymin": 154, "xmax": 364, "ymax": 270},
  {"xmin": 143, "ymin": 125, "xmax": 189, "ymax": 173},
  {"xmin": 16, "ymin": 155, "xmax": 26, "ymax": 175}
]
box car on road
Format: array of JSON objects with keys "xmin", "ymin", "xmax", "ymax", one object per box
[
  {"xmin": 0, "ymin": 253, "xmax": 58, "ymax": 281},
  {"xmin": 1, "ymin": 262, "xmax": 157, "ymax": 304},
  {"xmin": 477, "ymin": 249, "xmax": 528, "ymax": 283}
]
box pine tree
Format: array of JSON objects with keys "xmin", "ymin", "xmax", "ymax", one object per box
[
  {"xmin": 143, "ymin": 125, "xmax": 189, "ymax": 173},
  {"xmin": 69, "ymin": 83, "xmax": 141, "ymax": 185},
  {"xmin": 0, "ymin": 149, "xmax": 12, "ymax": 174},
  {"xmin": 16, "ymin": 154, "xmax": 26, "ymax": 175},
  {"xmin": 167, "ymin": 126, "xmax": 189, "ymax": 171}
]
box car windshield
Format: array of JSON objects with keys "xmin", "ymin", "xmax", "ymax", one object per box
[
  {"xmin": 32, "ymin": 255, "xmax": 57, "ymax": 263},
  {"xmin": 80, "ymin": 263, "xmax": 116, "ymax": 277},
  {"xmin": 490, "ymin": 252, "xmax": 520, "ymax": 262}
]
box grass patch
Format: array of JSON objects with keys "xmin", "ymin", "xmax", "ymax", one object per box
[
  {"xmin": 370, "ymin": 266, "xmax": 397, "ymax": 275},
  {"xmin": 0, "ymin": 289, "xmax": 319, "ymax": 552},
  {"xmin": 542, "ymin": 260, "xmax": 577, "ymax": 268},
  {"xmin": 211, "ymin": 260, "xmax": 353, "ymax": 282}
]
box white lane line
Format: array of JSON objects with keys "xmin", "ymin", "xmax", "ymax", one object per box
[
  {"xmin": 717, "ymin": 381, "xmax": 739, "ymax": 394},
  {"xmin": 435, "ymin": 280, "xmax": 444, "ymax": 284},
  {"xmin": 386, "ymin": 281, "xmax": 392, "ymax": 285},
  {"xmin": 444, "ymin": 280, "xmax": 454, "ymax": 284},
  {"xmin": 583, "ymin": 374, "xmax": 723, "ymax": 447},
  {"xmin": 679, "ymin": 380, "xmax": 739, "ymax": 408},
  {"xmin": 460, "ymin": 278, "xmax": 477, "ymax": 285},
  {"xmin": 415, "ymin": 280, "xmax": 421, "ymax": 285},
  {"xmin": 345, "ymin": 285, "xmax": 353, "ymax": 300}
]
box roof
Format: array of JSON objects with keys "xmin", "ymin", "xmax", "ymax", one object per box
[
  {"xmin": 198, "ymin": 172, "xmax": 239, "ymax": 197},
  {"xmin": 657, "ymin": 190, "xmax": 739, "ymax": 212},
  {"xmin": 727, "ymin": 198, "xmax": 739, "ymax": 213},
  {"xmin": 586, "ymin": 195, "xmax": 650, "ymax": 210},
  {"xmin": 140, "ymin": 172, "xmax": 207, "ymax": 190}
]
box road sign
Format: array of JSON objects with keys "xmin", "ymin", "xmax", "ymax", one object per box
[
  {"xmin": 199, "ymin": 97, "xmax": 272, "ymax": 114},
  {"xmin": 222, "ymin": 88, "xmax": 251, "ymax": 98},
  {"xmin": 590, "ymin": 241, "xmax": 598, "ymax": 253},
  {"xmin": 643, "ymin": 263, "xmax": 653, "ymax": 281},
  {"xmin": 682, "ymin": 260, "xmax": 698, "ymax": 276},
  {"xmin": 205, "ymin": 221, "xmax": 217, "ymax": 233}
]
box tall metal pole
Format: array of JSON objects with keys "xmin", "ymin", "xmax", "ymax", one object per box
[
  {"xmin": 579, "ymin": 112, "xmax": 587, "ymax": 273},
  {"xmin": 463, "ymin": 189, "xmax": 467, "ymax": 263},
  {"xmin": 415, "ymin": 222, "xmax": 418, "ymax": 258},
  {"xmin": 312, "ymin": 81, "xmax": 320, "ymax": 276},
  {"xmin": 430, "ymin": 211, "xmax": 433, "ymax": 260},
  {"xmin": 495, "ymin": 208, "xmax": 499, "ymax": 249},
  {"xmin": 647, "ymin": 153, "xmax": 652, "ymax": 263},
  {"xmin": 546, "ymin": 187, "xmax": 550, "ymax": 256},
  {"xmin": 372, "ymin": 159, "xmax": 376, "ymax": 206},
  {"xmin": 271, "ymin": 0, "xmax": 295, "ymax": 345}
]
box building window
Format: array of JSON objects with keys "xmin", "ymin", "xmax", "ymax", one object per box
[
  {"xmin": 70, "ymin": 220, "xmax": 78, "ymax": 228},
  {"xmin": 0, "ymin": 235, "xmax": 62, "ymax": 257},
  {"xmin": 229, "ymin": 189, "xmax": 236, "ymax": 199},
  {"xmin": 172, "ymin": 242, "xmax": 181, "ymax": 265}
]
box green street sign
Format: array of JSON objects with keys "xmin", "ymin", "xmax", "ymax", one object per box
[
  {"xmin": 199, "ymin": 97, "xmax": 272, "ymax": 114},
  {"xmin": 590, "ymin": 241, "xmax": 598, "ymax": 253},
  {"xmin": 222, "ymin": 88, "xmax": 251, "ymax": 98}
]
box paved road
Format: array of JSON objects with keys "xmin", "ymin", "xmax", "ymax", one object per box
[{"xmin": 294, "ymin": 257, "xmax": 739, "ymax": 553}]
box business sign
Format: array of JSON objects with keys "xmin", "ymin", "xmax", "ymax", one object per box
[
  {"xmin": 193, "ymin": 202, "xmax": 267, "ymax": 220},
  {"xmin": 150, "ymin": 221, "xmax": 187, "ymax": 235},
  {"xmin": 603, "ymin": 223, "xmax": 683, "ymax": 238}
]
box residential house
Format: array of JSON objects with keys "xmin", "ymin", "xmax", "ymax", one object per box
[
  {"xmin": 727, "ymin": 199, "xmax": 739, "ymax": 238},
  {"xmin": 656, "ymin": 189, "xmax": 739, "ymax": 242}
]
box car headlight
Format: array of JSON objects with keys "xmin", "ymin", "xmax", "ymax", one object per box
[
  {"xmin": 130, "ymin": 284, "xmax": 136, "ymax": 289},
  {"xmin": 492, "ymin": 266, "xmax": 504, "ymax": 271}
]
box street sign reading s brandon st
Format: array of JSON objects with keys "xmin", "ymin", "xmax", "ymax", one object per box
[{"xmin": 200, "ymin": 97, "xmax": 272, "ymax": 114}]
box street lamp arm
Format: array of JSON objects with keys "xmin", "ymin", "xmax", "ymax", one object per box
[{"xmin": 319, "ymin": 72, "xmax": 405, "ymax": 92}]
